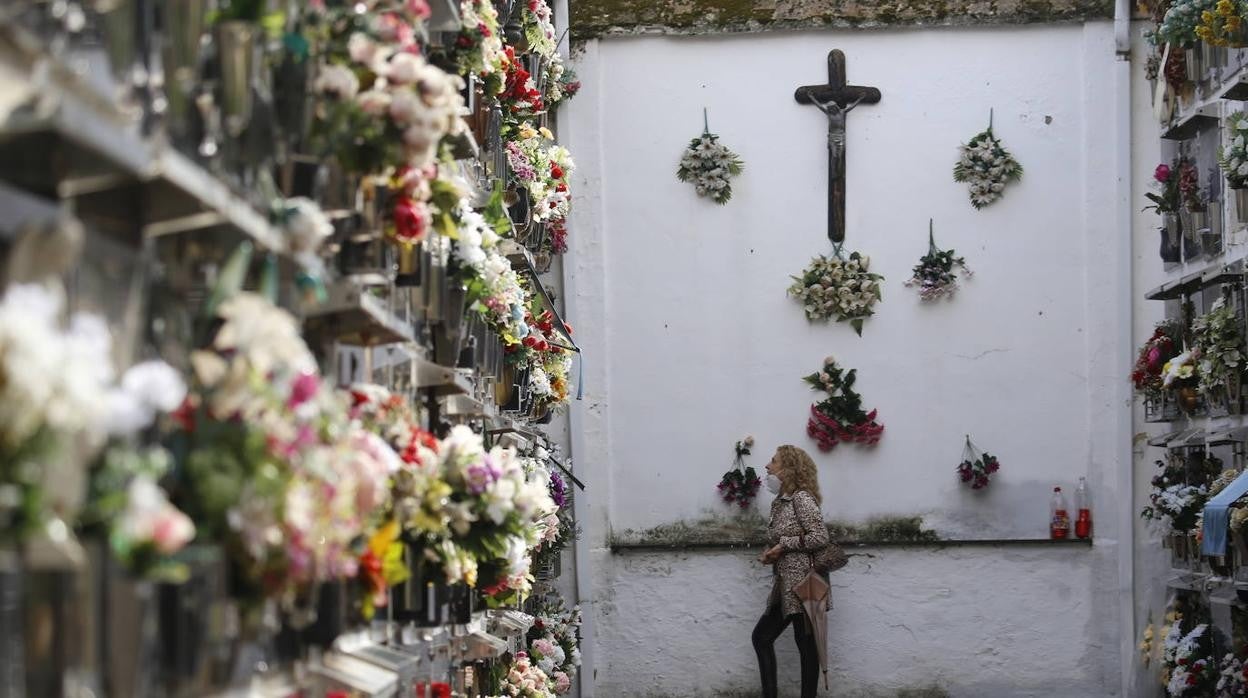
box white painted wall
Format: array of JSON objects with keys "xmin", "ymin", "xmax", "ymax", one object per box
[{"xmin": 563, "ymin": 21, "xmax": 1130, "ymax": 697}]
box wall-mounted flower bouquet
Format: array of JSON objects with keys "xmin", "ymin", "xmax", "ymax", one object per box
[
  {"xmin": 1132, "ymin": 321, "xmax": 1182, "ymax": 403},
  {"xmin": 1196, "ymin": 0, "xmax": 1248, "ymax": 46},
  {"xmin": 1161, "ymin": 620, "xmax": 1216, "ymax": 696},
  {"xmin": 505, "ymin": 121, "xmax": 575, "ymax": 228},
  {"xmin": 1156, "ymin": 0, "xmax": 1211, "ymax": 47},
  {"xmin": 956, "ymin": 436, "xmax": 1001, "ymax": 490},
  {"xmin": 1220, "ymin": 112, "xmax": 1248, "ymax": 219},
  {"xmin": 1163, "ymin": 348, "xmax": 1203, "ymax": 412},
  {"xmin": 527, "ymin": 595, "xmax": 583, "ymax": 695},
  {"xmin": 1193, "ymin": 296, "xmax": 1245, "ymax": 411},
  {"xmin": 787, "ymin": 250, "xmax": 882, "ymax": 335},
  {"xmin": 803, "ymin": 357, "xmax": 884, "ymax": 451},
  {"xmin": 717, "ymin": 436, "xmax": 762, "ymax": 509},
  {"xmin": 1141, "ymin": 456, "xmax": 1210, "ymax": 537},
  {"xmin": 905, "ymin": 222, "xmax": 972, "ymax": 301},
  {"xmin": 952, "ymin": 112, "xmax": 1023, "ymax": 209},
  {"xmin": 676, "ymin": 113, "xmax": 744, "ymax": 205}
]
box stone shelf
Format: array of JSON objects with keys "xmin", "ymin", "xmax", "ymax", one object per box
[{"xmin": 609, "ymin": 538, "xmax": 1094, "ymax": 553}]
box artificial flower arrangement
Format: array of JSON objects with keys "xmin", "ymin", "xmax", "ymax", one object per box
[
  {"xmin": 1147, "ymin": 160, "xmax": 1185, "ymax": 220},
  {"xmin": 78, "ymin": 445, "xmax": 197, "ymax": 583},
  {"xmin": 1193, "ymin": 296, "xmax": 1245, "ymax": 403},
  {"xmin": 543, "ymin": 55, "xmax": 581, "ymax": 111},
  {"xmin": 952, "ymin": 112, "xmax": 1023, "ymax": 209},
  {"xmin": 956, "ymin": 436, "xmax": 1001, "ymax": 490},
  {"xmin": 529, "ymin": 438, "xmax": 580, "ymax": 577},
  {"xmin": 307, "ymin": 3, "xmax": 466, "ymax": 177},
  {"xmin": 904, "ymin": 224, "xmax": 972, "ymax": 301},
  {"xmin": 517, "ymin": 308, "xmax": 576, "ymax": 415},
  {"xmin": 1132, "ymin": 320, "xmax": 1182, "ymax": 403},
  {"xmin": 717, "ymin": 435, "xmax": 763, "ymax": 509},
  {"xmin": 1162, "ymin": 617, "xmax": 1217, "ymax": 696},
  {"xmin": 527, "ymin": 596, "xmax": 583, "ymax": 695},
  {"xmin": 676, "ymin": 115, "xmax": 744, "ymax": 205},
  {"xmin": 1178, "ymin": 159, "xmax": 1207, "ymax": 219},
  {"xmin": 1142, "ymin": 621, "xmax": 1156, "ymax": 668},
  {"xmin": 381, "ymin": 413, "xmax": 554, "ymax": 605},
  {"xmin": 1218, "ymin": 646, "xmax": 1248, "ymax": 696},
  {"xmin": 1165, "ymin": 349, "xmax": 1200, "ymax": 388},
  {"xmin": 1221, "ymin": 112, "xmax": 1248, "ymax": 190},
  {"xmin": 506, "ymin": 122, "xmax": 575, "ymax": 226},
  {"xmin": 0, "ymin": 283, "xmax": 191, "ymax": 548},
  {"xmin": 1157, "ymin": 0, "xmax": 1215, "ymax": 47},
  {"xmin": 450, "ymin": 0, "xmax": 507, "ymax": 96},
  {"xmin": 521, "ymin": 0, "xmax": 559, "ymax": 60},
  {"xmin": 501, "ymin": 45, "xmax": 546, "ymax": 116},
  {"xmin": 787, "ymin": 250, "xmax": 882, "ymax": 335},
  {"xmin": 803, "ymin": 357, "xmax": 884, "ymax": 452},
  {"xmin": 490, "ymin": 651, "xmax": 556, "ymax": 698},
  {"xmin": 1197, "ymin": 0, "xmax": 1248, "ymax": 46},
  {"xmin": 157, "ymin": 269, "xmax": 402, "ymax": 617},
  {"xmin": 1142, "ymin": 457, "xmax": 1212, "ymax": 537}
]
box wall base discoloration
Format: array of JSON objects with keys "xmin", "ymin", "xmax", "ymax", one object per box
[
  {"xmin": 607, "ymin": 512, "xmax": 941, "ymax": 548},
  {"xmin": 571, "ymin": 0, "xmax": 1114, "ymax": 39}
]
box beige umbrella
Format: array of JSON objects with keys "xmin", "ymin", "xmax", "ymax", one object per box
[{"xmin": 791, "ymin": 570, "xmax": 830, "ymax": 689}]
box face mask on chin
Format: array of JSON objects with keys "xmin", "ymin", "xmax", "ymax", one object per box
[{"xmin": 765, "ymin": 473, "xmax": 782, "ymax": 495}]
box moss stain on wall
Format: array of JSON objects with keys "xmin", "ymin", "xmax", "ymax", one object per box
[
  {"xmin": 608, "ymin": 512, "xmax": 940, "ymax": 548},
  {"xmin": 570, "ymin": 0, "xmax": 1114, "ymax": 39}
]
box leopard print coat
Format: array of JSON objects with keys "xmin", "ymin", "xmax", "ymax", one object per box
[{"xmin": 766, "ymin": 490, "xmax": 830, "ymax": 617}]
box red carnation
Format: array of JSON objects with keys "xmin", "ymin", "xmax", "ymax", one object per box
[{"xmin": 551, "ymin": 163, "xmax": 564, "ymax": 179}]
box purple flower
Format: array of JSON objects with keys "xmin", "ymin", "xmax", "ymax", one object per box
[
  {"xmin": 465, "ymin": 454, "xmax": 502, "ymax": 494},
  {"xmin": 549, "ymin": 470, "xmax": 568, "ymax": 508}
]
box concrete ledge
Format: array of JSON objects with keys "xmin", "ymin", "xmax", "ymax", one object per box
[
  {"xmin": 571, "ymin": 0, "xmax": 1115, "ymax": 39},
  {"xmin": 609, "ymin": 538, "xmax": 1095, "ymax": 552}
]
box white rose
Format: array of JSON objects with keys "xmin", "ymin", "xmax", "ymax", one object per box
[
  {"xmin": 347, "ymin": 32, "xmax": 380, "ymax": 66},
  {"xmin": 388, "ymin": 88, "xmax": 422, "ymax": 127},
  {"xmin": 386, "ymin": 52, "xmax": 425, "ymax": 84},
  {"xmin": 314, "ymin": 64, "xmax": 359, "ymax": 99},
  {"xmin": 357, "ymin": 89, "xmax": 392, "ymax": 117}
]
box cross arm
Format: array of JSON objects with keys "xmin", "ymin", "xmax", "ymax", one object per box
[{"xmin": 794, "ymin": 85, "xmax": 882, "ymax": 106}]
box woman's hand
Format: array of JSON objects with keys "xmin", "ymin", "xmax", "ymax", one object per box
[{"xmin": 758, "ymin": 544, "xmax": 784, "ymax": 565}]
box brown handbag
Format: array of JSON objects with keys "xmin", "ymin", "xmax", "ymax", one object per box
[{"xmin": 790, "ymin": 499, "xmax": 848, "ymax": 573}]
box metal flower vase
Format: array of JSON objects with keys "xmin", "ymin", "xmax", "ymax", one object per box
[
  {"xmin": 390, "ymin": 551, "xmax": 449, "ymax": 628},
  {"xmin": 1235, "ymin": 188, "xmax": 1248, "ymax": 224},
  {"xmin": 160, "ymin": 0, "xmax": 209, "ymax": 141},
  {"xmin": 215, "ymin": 21, "xmax": 257, "ymax": 138},
  {"xmin": 99, "ymin": 0, "xmax": 140, "ymax": 84},
  {"xmin": 1186, "ymin": 46, "xmax": 1203, "ymax": 83},
  {"xmin": 1163, "ymin": 211, "xmax": 1182, "ymax": 247}
]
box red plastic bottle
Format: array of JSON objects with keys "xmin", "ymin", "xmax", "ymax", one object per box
[
  {"xmin": 1075, "ymin": 477, "xmax": 1092, "ymax": 539},
  {"xmin": 1051, "ymin": 486, "xmax": 1070, "ymax": 540}
]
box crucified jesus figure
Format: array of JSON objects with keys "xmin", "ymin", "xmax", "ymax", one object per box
[{"xmin": 809, "ymin": 94, "xmax": 865, "ymax": 177}]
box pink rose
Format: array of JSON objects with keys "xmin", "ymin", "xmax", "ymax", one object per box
[
  {"xmin": 347, "ymin": 32, "xmax": 380, "ymax": 66},
  {"xmin": 1154, "ymin": 164, "xmax": 1171, "ymax": 183},
  {"xmin": 152, "ymin": 507, "xmax": 196, "ymax": 555},
  {"xmin": 288, "ymin": 371, "xmax": 321, "ymax": 408},
  {"xmin": 356, "ymin": 89, "xmax": 392, "ymax": 117},
  {"xmin": 386, "ymin": 52, "xmax": 425, "ymax": 84}
]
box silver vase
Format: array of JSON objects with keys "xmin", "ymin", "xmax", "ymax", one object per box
[
  {"xmin": 215, "ymin": 21, "xmax": 257, "ymax": 137},
  {"xmin": 1236, "ymin": 188, "xmax": 1248, "ymax": 223},
  {"xmin": 1163, "ymin": 211, "xmax": 1182, "ymax": 247},
  {"xmin": 1186, "ymin": 47, "xmax": 1203, "ymax": 83}
]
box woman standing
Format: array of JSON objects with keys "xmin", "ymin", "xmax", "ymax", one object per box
[{"xmin": 753, "ymin": 445, "xmax": 829, "ymax": 698}]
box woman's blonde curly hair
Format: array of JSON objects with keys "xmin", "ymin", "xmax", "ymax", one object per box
[{"xmin": 774, "ymin": 445, "xmax": 821, "ymax": 504}]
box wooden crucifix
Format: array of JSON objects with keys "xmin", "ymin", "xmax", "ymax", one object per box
[{"xmin": 795, "ymin": 50, "xmax": 882, "ymax": 244}]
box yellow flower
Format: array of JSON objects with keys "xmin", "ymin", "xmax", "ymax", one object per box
[
  {"xmin": 518, "ymin": 123, "xmax": 538, "ymax": 139},
  {"xmin": 539, "ymin": 126, "xmax": 555, "ymax": 140},
  {"xmin": 1204, "ymin": 10, "xmax": 1216, "ymax": 21}
]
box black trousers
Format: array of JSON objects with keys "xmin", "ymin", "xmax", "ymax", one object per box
[{"xmin": 752, "ymin": 599, "xmax": 820, "ymax": 698}]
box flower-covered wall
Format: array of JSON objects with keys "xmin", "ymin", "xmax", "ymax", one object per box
[{"xmin": 563, "ymin": 21, "xmax": 1132, "ymax": 698}]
